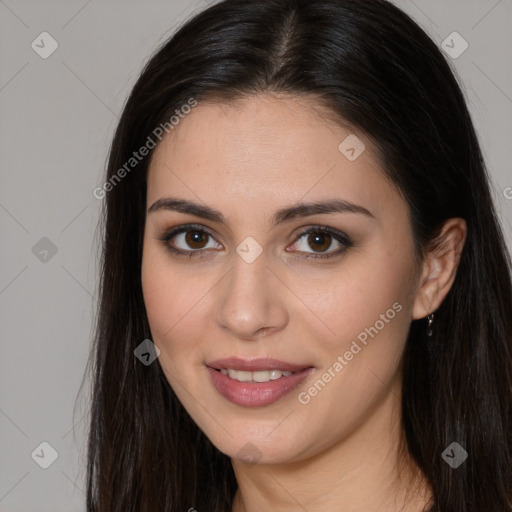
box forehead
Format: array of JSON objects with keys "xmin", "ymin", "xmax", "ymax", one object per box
[{"xmin": 146, "ymin": 94, "xmax": 397, "ymax": 222}]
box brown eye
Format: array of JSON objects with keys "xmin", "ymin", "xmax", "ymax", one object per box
[
  {"xmin": 306, "ymin": 232, "xmax": 332, "ymax": 252},
  {"xmin": 159, "ymin": 225, "xmax": 222, "ymax": 256},
  {"xmin": 185, "ymin": 230, "xmax": 209, "ymax": 249},
  {"xmin": 288, "ymin": 226, "xmax": 353, "ymax": 260}
]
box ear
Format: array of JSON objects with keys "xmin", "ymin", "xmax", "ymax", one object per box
[{"xmin": 412, "ymin": 218, "xmax": 467, "ymax": 320}]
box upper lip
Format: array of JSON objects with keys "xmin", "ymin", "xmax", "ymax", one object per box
[{"xmin": 206, "ymin": 357, "xmax": 313, "ymax": 373}]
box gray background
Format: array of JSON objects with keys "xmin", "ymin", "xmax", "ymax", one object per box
[{"xmin": 1, "ymin": 0, "xmax": 511, "ymax": 510}]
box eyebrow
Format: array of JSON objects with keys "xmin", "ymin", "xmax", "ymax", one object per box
[{"xmin": 147, "ymin": 197, "xmax": 374, "ymax": 226}]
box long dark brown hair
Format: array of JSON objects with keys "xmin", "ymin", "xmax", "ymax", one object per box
[{"xmin": 83, "ymin": 0, "xmax": 512, "ymax": 510}]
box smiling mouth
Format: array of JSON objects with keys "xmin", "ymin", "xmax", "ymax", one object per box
[{"xmin": 206, "ymin": 365, "xmax": 315, "ymax": 407}]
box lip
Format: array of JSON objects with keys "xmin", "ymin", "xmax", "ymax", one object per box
[
  {"xmin": 206, "ymin": 357, "xmax": 311, "ymax": 373},
  {"xmin": 206, "ymin": 358, "xmax": 315, "ymax": 407}
]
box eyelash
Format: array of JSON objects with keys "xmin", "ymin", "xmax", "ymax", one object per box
[{"xmin": 157, "ymin": 223, "xmax": 353, "ymax": 261}]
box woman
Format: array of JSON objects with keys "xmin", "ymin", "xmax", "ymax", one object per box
[{"xmin": 85, "ymin": 0, "xmax": 512, "ymax": 510}]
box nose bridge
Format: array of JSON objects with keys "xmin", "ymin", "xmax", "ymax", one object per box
[{"xmin": 215, "ymin": 246, "xmax": 288, "ymax": 339}]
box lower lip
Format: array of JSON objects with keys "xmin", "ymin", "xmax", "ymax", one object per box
[{"xmin": 206, "ymin": 367, "xmax": 315, "ymax": 407}]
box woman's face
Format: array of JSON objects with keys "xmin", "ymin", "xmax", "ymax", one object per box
[{"xmin": 141, "ymin": 94, "xmax": 424, "ymax": 464}]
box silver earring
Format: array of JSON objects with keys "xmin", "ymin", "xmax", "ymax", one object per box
[{"xmin": 426, "ymin": 313, "xmax": 434, "ymax": 337}]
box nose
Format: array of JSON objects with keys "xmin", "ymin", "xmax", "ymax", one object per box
[{"xmin": 215, "ymin": 250, "xmax": 289, "ymax": 341}]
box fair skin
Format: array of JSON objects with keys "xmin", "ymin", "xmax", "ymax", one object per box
[{"xmin": 141, "ymin": 94, "xmax": 467, "ymax": 511}]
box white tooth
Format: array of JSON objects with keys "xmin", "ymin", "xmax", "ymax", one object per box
[
  {"xmin": 236, "ymin": 370, "xmax": 253, "ymax": 382},
  {"xmin": 269, "ymin": 369, "xmax": 283, "ymax": 380},
  {"xmin": 223, "ymin": 368, "xmax": 295, "ymax": 382},
  {"xmin": 252, "ymin": 370, "xmax": 271, "ymax": 382}
]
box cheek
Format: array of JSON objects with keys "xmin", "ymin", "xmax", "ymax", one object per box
[
  {"xmin": 141, "ymin": 241, "xmax": 219, "ymax": 373},
  {"xmin": 292, "ymin": 249, "xmax": 415, "ymax": 354},
  {"xmin": 305, "ymin": 246, "xmax": 415, "ymax": 411}
]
